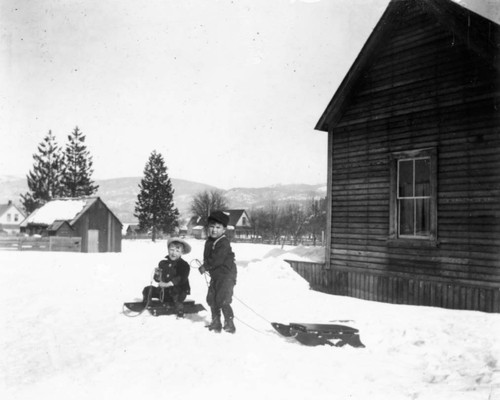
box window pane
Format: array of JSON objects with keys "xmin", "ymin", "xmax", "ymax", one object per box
[
  {"xmin": 415, "ymin": 158, "xmax": 430, "ymax": 197},
  {"xmin": 415, "ymin": 198, "xmax": 430, "ymax": 236},
  {"xmin": 399, "ymin": 199, "xmax": 414, "ymax": 235},
  {"xmin": 398, "ymin": 160, "xmax": 413, "ymax": 197}
]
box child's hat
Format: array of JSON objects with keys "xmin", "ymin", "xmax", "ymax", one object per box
[
  {"xmin": 167, "ymin": 237, "xmax": 191, "ymax": 254},
  {"xmin": 208, "ymin": 210, "xmax": 229, "ymax": 227}
]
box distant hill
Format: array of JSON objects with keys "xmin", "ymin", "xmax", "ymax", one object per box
[
  {"xmin": 96, "ymin": 177, "xmax": 218, "ymax": 223},
  {"xmin": 0, "ymin": 176, "xmax": 326, "ymax": 224}
]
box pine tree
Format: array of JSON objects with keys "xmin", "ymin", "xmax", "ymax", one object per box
[
  {"xmin": 61, "ymin": 126, "xmax": 98, "ymax": 197},
  {"xmin": 21, "ymin": 130, "xmax": 65, "ymax": 213},
  {"xmin": 134, "ymin": 151, "xmax": 179, "ymax": 241}
]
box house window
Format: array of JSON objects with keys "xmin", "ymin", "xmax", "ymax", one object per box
[
  {"xmin": 242, "ymin": 217, "xmax": 247, "ymax": 226},
  {"xmin": 14, "ymin": 214, "xmax": 19, "ymax": 222},
  {"xmin": 389, "ymin": 148, "xmax": 437, "ymax": 243},
  {"xmin": 6, "ymin": 214, "xmax": 11, "ymax": 222}
]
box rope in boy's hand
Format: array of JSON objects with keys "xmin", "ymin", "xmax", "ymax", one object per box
[{"xmin": 190, "ymin": 259, "xmax": 207, "ymax": 275}]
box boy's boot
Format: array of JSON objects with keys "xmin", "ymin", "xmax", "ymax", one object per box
[
  {"xmin": 207, "ymin": 308, "xmax": 222, "ymax": 332},
  {"xmin": 223, "ymin": 317, "xmax": 236, "ymax": 334},
  {"xmin": 222, "ymin": 305, "xmax": 235, "ymax": 333},
  {"xmin": 175, "ymin": 301, "xmax": 184, "ymax": 319}
]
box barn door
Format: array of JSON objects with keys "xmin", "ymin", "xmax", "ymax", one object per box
[{"xmin": 87, "ymin": 230, "xmax": 99, "ymax": 253}]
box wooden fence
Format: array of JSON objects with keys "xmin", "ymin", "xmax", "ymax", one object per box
[
  {"xmin": 284, "ymin": 260, "xmax": 500, "ymax": 313},
  {"xmin": 0, "ymin": 236, "xmax": 82, "ymax": 252}
]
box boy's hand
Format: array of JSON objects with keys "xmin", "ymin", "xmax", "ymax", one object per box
[
  {"xmin": 153, "ymin": 268, "xmax": 161, "ymax": 281},
  {"xmin": 199, "ymin": 266, "xmax": 206, "ymax": 274}
]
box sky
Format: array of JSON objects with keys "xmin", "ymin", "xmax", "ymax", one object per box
[
  {"xmin": 0, "ymin": 0, "xmax": 391, "ymax": 189},
  {"xmin": 1, "ymin": 0, "xmax": 497, "ymax": 189}
]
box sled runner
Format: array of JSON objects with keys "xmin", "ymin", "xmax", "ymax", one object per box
[
  {"xmin": 271, "ymin": 322, "xmax": 365, "ymax": 348},
  {"xmin": 123, "ymin": 300, "xmax": 206, "ymax": 316}
]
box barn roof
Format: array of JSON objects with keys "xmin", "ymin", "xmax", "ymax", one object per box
[
  {"xmin": 20, "ymin": 197, "xmax": 121, "ymax": 227},
  {"xmin": 315, "ymin": 0, "xmax": 500, "ymax": 132}
]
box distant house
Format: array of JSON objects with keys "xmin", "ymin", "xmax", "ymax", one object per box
[
  {"xmin": 187, "ymin": 216, "xmax": 205, "ymax": 237},
  {"xmin": 21, "ymin": 197, "xmax": 122, "ymax": 253},
  {"xmin": 125, "ymin": 224, "xmax": 140, "ymax": 238},
  {"xmin": 0, "ymin": 201, "xmax": 25, "ymax": 235},
  {"xmin": 225, "ymin": 209, "xmax": 252, "ymax": 238},
  {"xmin": 311, "ymin": 0, "xmax": 500, "ymax": 312},
  {"xmin": 185, "ymin": 211, "xmax": 252, "ymax": 240},
  {"xmin": 47, "ymin": 220, "xmax": 74, "ymax": 237}
]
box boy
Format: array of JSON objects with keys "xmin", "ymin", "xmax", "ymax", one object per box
[
  {"xmin": 142, "ymin": 237, "xmax": 191, "ymax": 318},
  {"xmin": 199, "ymin": 211, "xmax": 237, "ymax": 333}
]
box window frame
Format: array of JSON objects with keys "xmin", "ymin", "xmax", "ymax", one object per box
[{"xmin": 389, "ymin": 148, "xmax": 438, "ymax": 246}]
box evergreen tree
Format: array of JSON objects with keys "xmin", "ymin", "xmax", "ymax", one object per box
[
  {"xmin": 21, "ymin": 130, "xmax": 65, "ymax": 213},
  {"xmin": 134, "ymin": 151, "xmax": 179, "ymax": 241},
  {"xmin": 61, "ymin": 126, "xmax": 98, "ymax": 197}
]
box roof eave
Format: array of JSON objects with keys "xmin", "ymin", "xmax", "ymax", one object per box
[
  {"xmin": 315, "ymin": 0, "xmax": 401, "ymax": 132},
  {"xmin": 314, "ymin": 0, "xmax": 500, "ymax": 133}
]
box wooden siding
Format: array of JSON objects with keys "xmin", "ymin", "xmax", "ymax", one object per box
[
  {"xmin": 324, "ymin": 2, "xmax": 500, "ymax": 312},
  {"xmin": 72, "ymin": 199, "xmax": 122, "ymax": 253},
  {"xmin": 286, "ymin": 260, "xmax": 500, "ymax": 313}
]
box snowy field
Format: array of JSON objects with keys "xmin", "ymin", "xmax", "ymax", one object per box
[{"xmin": 1, "ymin": 239, "xmax": 499, "ymax": 400}]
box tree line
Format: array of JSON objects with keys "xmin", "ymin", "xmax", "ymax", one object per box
[
  {"xmin": 247, "ymin": 198, "xmax": 326, "ymax": 245},
  {"xmin": 21, "ymin": 127, "xmax": 98, "ymax": 213},
  {"xmin": 189, "ymin": 190, "xmax": 326, "ymax": 245},
  {"xmin": 21, "ymin": 134, "xmax": 325, "ymax": 245}
]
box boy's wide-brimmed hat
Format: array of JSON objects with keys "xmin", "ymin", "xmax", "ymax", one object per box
[
  {"xmin": 167, "ymin": 237, "xmax": 191, "ymax": 254},
  {"xmin": 208, "ymin": 210, "xmax": 230, "ymax": 227}
]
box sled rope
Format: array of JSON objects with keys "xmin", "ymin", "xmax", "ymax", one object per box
[
  {"xmin": 233, "ymin": 295, "xmax": 271, "ymax": 324},
  {"xmin": 190, "ymin": 259, "xmax": 211, "ymax": 286},
  {"xmin": 122, "ymin": 269, "xmax": 156, "ymax": 318},
  {"xmin": 192, "ymin": 258, "xmax": 273, "ymax": 334},
  {"xmin": 234, "ymin": 316, "xmax": 273, "ymax": 337}
]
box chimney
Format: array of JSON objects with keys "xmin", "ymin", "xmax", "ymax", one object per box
[{"xmin": 8, "ymin": 200, "xmax": 12, "ymax": 205}]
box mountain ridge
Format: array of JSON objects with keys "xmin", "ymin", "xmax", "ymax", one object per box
[{"xmin": 0, "ymin": 176, "xmax": 326, "ymax": 223}]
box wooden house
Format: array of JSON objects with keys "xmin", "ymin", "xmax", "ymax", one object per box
[
  {"xmin": 0, "ymin": 200, "xmax": 25, "ymax": 235},
  {"xmin": 187, "ymin": 216, "xmax": 205, "ymax": 237},
  {"xmin": 124, "ymin": 224, "xmax": 140, "ymax": 238},
  {"xmin": 225, "ymin": 209, "xmax": 252, "ymax": 238},
  {"xmin": 307, "ymin": 0, "xmax": 500, "ymax": 312},
  {"xmin": 20, "ymin": 197, "xmax": 122, "ymax": 253},
  {"xmin": 47, "ymin": 220, "xmax": 74, "ymax": 237}
]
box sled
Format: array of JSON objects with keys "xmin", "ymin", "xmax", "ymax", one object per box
[
  {"xmin": 123, "ymin": 300, "xmax": 206, "ymax": 316},
  {"xmin": 271, "ymin": 322, "xmax": 365, "ymax": 348}
]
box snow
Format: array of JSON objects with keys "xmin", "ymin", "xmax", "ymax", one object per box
[
  {"xmin": 22, "ymin": 199, "xmax": 88, "ymax": 225},
  {"xmin": 1, "ymin": 239, "xmax": 499, "ymax": 400}
]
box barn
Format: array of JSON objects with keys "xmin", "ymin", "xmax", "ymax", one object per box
[
  {"xmin": 21, "ymin": 197, "xmax": 122, "ymax": 253},
  {"xmin": 297, "ymin": 0, "xmax": 500, "ymax": 312}
]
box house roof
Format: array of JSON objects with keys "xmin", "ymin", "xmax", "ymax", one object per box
[
  {"xmin": 315, "ymin": 0, "xmax": 500, "ymax": 132},
  {"xmin": 0, "ymin": 202, "xmax": 25, "ymax": 218},
  {"xmin": 47, "ymin": 220, "xmax": 73, "ymax": 232},
  {"xmin": 21, "ymin": 197, "xmax": 122, "ymax": 227},
  {"xmin": 224, "ymin": 209, "xmax": 247, "ymax": 226}
]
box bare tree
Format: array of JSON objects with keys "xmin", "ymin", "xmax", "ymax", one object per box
[
  {"xmin": 304, "ymin": 197, "xmax": 327, "ymax": 246},
  {"xmin": 190, "ymin": 189, "xmax": 229, "ymax": 222},
  {"xmin": 281, "ymin": 203, "xmax": 307, "ymax": 245}
]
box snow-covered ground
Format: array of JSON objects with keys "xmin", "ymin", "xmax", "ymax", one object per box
[{"xmin": 1, "ymin": 239, "xmax": 499, "ymax": 400}]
